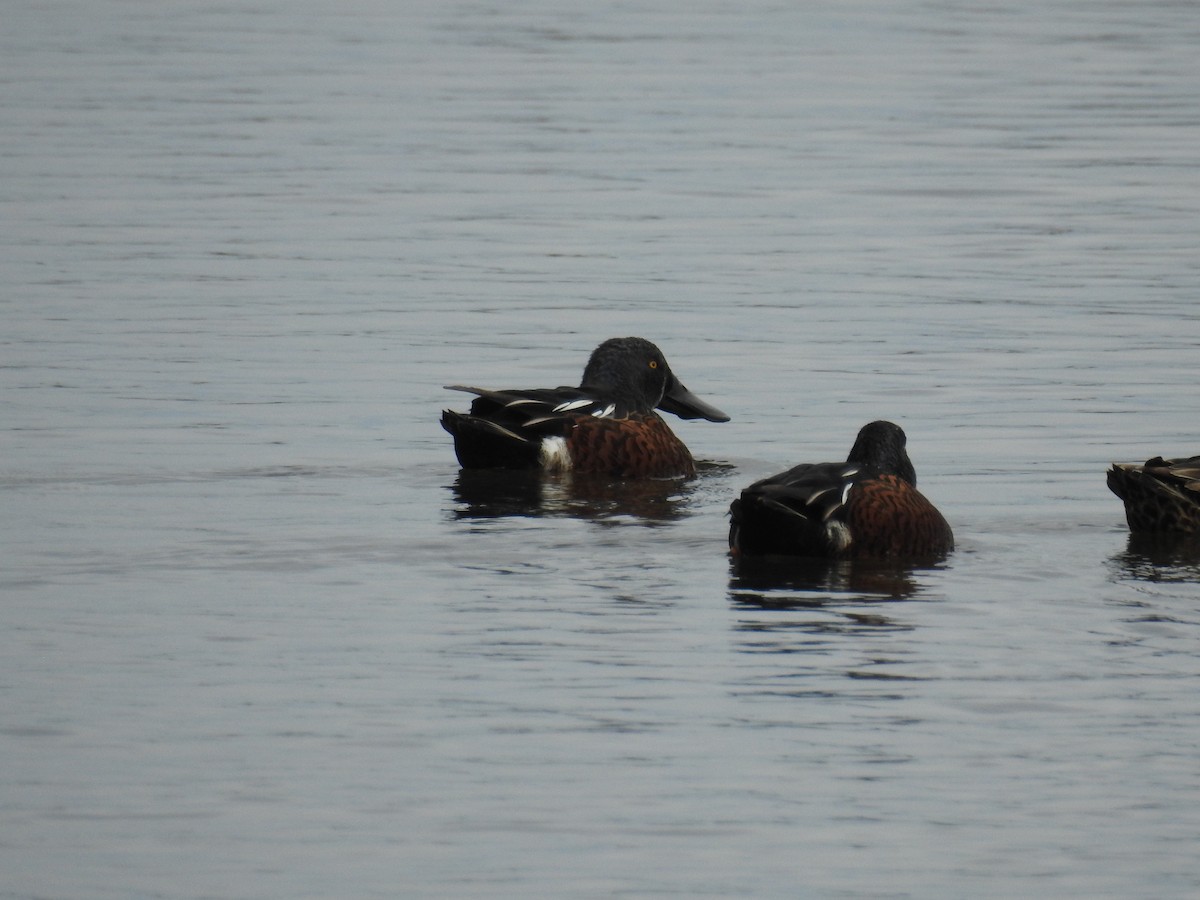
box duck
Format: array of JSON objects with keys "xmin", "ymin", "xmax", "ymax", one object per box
[
  {"xmin": 1107, "ymin": 454, "xmax": 1200, "ymax": 533},
  {"xmin": 441, "ymin": 336, "xmax": 729, "ymax": 478},
  {"xmin": 729, "ymin": 420, "xmax": 954, "ymax": 559}
]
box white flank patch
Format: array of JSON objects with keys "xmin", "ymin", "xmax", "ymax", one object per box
[
  {"xmin": 596, "ymin": 403, "xmax": 616, "ymax": 418},
  {"xmin": 539, "ymin": 436, "xmax": 573, "ymax": 472},
  {"xmin": 824, "ymin": 520, "xmax": 853, "ymax": 553}
]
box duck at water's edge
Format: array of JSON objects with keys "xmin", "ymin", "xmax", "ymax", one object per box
[
  {"xmin": 441, "ymin": 336, "xmax": 729, "ymax": 479},
  {"xmin": 1108, "ymin": 455, "xmax": 1200, "ymax": 534},
  {"xmin": 729, "ymin": 420, "xmax": 954, "ymax": 560}
]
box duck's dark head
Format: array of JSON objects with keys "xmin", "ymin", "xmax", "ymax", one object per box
[
  {"xmin": 846, "ymin": 420, "xmax": 917, "ymax": 485},
  {"xmin": 580, "ymin": 337, "xmax": 729, "ymax": 422}
]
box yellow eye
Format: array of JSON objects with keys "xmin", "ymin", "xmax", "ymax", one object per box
[{"xmin": 648, "ymin": 360, "xmax": 658, "ymax": 369}]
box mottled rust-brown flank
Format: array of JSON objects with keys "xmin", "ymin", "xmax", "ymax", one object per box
[
  {"xmin": 565, "ymin": 413, "xmax": 696, "ymax": 478},
  {"xmin": 843, "ymin": 474, "xmax": 955, "ymax": 558}
]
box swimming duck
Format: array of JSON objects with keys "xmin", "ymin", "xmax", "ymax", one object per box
[
  {"xmin": 1107, "ymin": 454, "xmax": 1200, "ymax": 533},
  {"xmin": 729, "ymin": 420, "xmax": 954, "ymax": 559},
  {"xmin": 441, "ymin": 336, "xmax": 729, "ymax": 478}
]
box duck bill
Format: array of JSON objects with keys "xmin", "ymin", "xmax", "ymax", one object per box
[{"xmin": 658, "ymin": 377, "xmax": 730, "ymax": 422}]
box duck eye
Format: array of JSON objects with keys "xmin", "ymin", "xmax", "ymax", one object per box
[{"xmin": 648, "ymin": 360, "xmax": 658, "ymax": 370}]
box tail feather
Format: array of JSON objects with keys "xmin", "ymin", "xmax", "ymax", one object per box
[{"xmin": 441, "ymin": 409, "xmax": 540, "ymax": 469}]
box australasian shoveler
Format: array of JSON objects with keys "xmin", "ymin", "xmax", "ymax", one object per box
[
  {"xmin": 441, "ymin": 336, "xmax": 729, "ymax": 478},
  {"xmin": 1107, "ymin": 454, "xmax": 1200, "ymax": 534},
  {"xmin": 729, "ymin": 420, "xmax": 954, "ymax": 559}
]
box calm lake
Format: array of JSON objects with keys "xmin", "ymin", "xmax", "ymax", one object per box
[{"xmin": 3, "ymin": 1, "xmax": 1199, "ymax": 897}]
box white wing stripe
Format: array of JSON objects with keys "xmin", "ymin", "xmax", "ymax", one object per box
[{"xmin": 553, "ymin": 398, "xmax": 594, "ymax": 413}]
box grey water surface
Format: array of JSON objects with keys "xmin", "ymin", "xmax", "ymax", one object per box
[{"xmin": 3, "ymin": 1, "xmax": 1199, "ymax": 898}]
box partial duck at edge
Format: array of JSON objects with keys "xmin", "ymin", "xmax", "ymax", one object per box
[{"xmin": 1108, "ymin": 454, "xmax": 1200, "ymax": 534}]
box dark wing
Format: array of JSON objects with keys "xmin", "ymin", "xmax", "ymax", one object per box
[
  {"xmin": 742, "ymin": 462, "xmax": 859, "ymax": 519},
  {"xmin": 442, "ymin": 385, "xmax": 639, "ymax": 471},
  {"xmin": 440, "ymin": 386, "xmax": 577, "ymax": 469},
  {"xmin": 729, "ymin": 462, "xmax": 859, "ymax": 556},
  {"xmin": 1146, "ymin": 455, "xmax": 1200, "ymax": 487},
  {"xmin": 445, "ymin": 385, "xmax": 629, "ymax": 428}
]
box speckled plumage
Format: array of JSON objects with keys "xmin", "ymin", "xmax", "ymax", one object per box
[
  {"xmin": 441, "ymin": 337, "xmax": 728, "ymax": 479},
  {"xmin": 1107, "ymin": 455, "xmax": 1200, "ymax": 534},
  {"xmin": 729, "ymin": 421, "xmax": 954, "ymax": 560}
]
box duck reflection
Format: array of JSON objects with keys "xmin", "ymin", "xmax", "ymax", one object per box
[
  {"xmin": 729, "ymin": 554, "xmax": 930, "ymax": 601},
  {"xmin": 1109, "ymin": 532, "xmax": 1200, "ymax": 583},
  {"xmin": 726, "ymin": 557, "xmax": 940, "ymax": 678},
  {"xmin": 449, "ymin": 467, "xmax": 697, "ymax": 524},
  {"xmin": 728, "ymin": 571, "xmax": 917, "ymax": 679}
]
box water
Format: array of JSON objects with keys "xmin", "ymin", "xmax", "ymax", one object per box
[{"xmin": 3, "ymin": 1, "xmax": 1199, "ymax": 897}]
